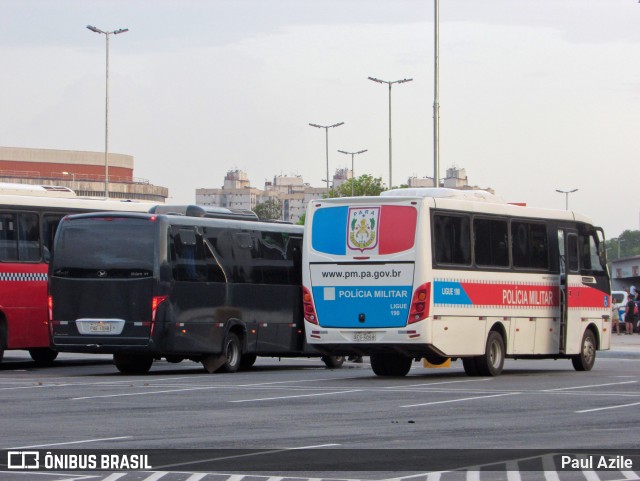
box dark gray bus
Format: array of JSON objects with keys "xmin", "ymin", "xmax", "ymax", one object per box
[{"xmin": 49, "ymin": 211, "xmax": 344, "ymax": 374}]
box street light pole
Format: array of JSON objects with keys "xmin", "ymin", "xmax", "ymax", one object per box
[
  {"xmin": 368, "ymin": 76, "xmax": 413, "ymax": 188},
  {"xmin": 87, "ymin": 25, "xmax": 128, "ymax": 198},
  {"xmin": 433, "ymin": 0, "xmax": 440, "ymax": 188},
  {"xmin": 338, "ymin": 149, "xmax": 367, "ymax": 196},
  {"xmin": 309, "ymin": 122, "xmax": 344, "ymax": 195},
  {"xmin": 555, "ymin": 188, "xmax": 578, "ymax": 210},
  {"xmin": 62, "ymin": 171, "xmax": 76, "ymax": 190}
]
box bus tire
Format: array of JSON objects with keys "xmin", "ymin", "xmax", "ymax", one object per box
[
  {"xmin": 370, "ymin": 353, "xmax": 412, "ymax": 377},
  {"xmin": 217, "ymin": 333, "xmax": 242, "ymax": 373},
  {"xmin": 321, "ymin": 355, "xmax": 345, "ymax": 369},
  {"xmin": 571, "ymin": 329, "xmax": 596, "ymax": 372},
  {"xmin": 475, "ymin": 331, "xmax": 505, "ymax": 376},
  {"xmin": 113, "ymin": 353, "xmax": 153, "ymax": 374},
  {"xmin": 0, "ymin": 321, "xmax": 6, "ymax": 363},
  {"xmin": 29, "ymin": 348, "xmax": 58, "ymax": 366},
  {"xmin": 462, "ymin": 357, "xmax": 479, "ymax": 376},
  {"xmin": 240, "ymin": 353, "xmax": 258, "ymax": 370}
]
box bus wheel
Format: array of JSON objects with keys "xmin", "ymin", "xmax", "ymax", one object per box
[
  {"xmin": 218, "ymin": 333, "xmax": 242, "ymax": 373},
  {"xmin": 240, "ymin": 353, "xmax": 258, "ymax": 370},
  {"xmin": 321, "ymin": 355, "xmax": 345, "ymax": 369},
  {"xmin": 571, "ymin": 330, "xmax": 596, "ymax": 372},
  {"xmin": 370, "ymin": 353, "xmax": 412, "ymax": 377},
  {"xmin": 475, "ymin": 331, "xmax": 505, "ymax": 376},
  {"xmin": 462, "ymin": 357, "xmax": 479, "ymax": 376},
  {"xmin": 29, "ymin": 348, "xmax": 59, "ymax": 366},
  {"xmin": 113, "ymin": 353, "xmax": 153, "ymax": 374}
]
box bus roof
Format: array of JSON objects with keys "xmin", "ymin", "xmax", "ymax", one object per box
[
  {"xmin": 0, "ymin": 182, "xmax": 76, "ymax": 198},
  {"xmin": 382, "ymin": 187, "xmax": 505, "ymax": 203}
]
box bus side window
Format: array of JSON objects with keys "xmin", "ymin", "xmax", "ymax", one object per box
[
  {"xmin": 433, "ymin": 214, "xmax": 471, "ymax": 266},
  {"xmin": 0, "ymin": 212, "xmax": 18, "ymax": 261},
  {"xmin": 512, "ymin": 221, "xmax": 549, "ymax": 270},
  {"xmin": 18, "ymin": 213, "xmax": 40, "ymax": 262},
  {"xmin": 171, "ymin": 228, "xmax": 206, "ymax": 282},
  {"xmin": 473, "ymin": 218, "xmax": 509, "ymax": 267}
]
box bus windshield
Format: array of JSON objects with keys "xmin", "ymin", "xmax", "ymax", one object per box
[{"xmin": 53, "ymin": 217, "xmax": 156, "ymax": 274}]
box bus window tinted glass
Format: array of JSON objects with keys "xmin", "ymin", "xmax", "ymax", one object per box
[
  {"xmin": 474, "ymin": 218, "xmax": 509, "ymax": 267},
  {"xmin": 433, "ymin": 214, "xmax": 471, "ymax": 265},
  {"xmin": 53, "ymin": 218, "xmax": 155, "ymax": 275},
  {"xmin": 512, "ymin": 221, "xmax": 549, "ymax": 270},
  {"xmin": 0, "ymin": 213, "xmax": 18, "ymax": 261},
  {"xmin": 18, "ymin": 213, "xmax": 40, "ymax": 262},
  {"xmin": 567, "ymin": 234, "xmax": 579, "ymax": 272},
  {"xmin": 43, "ymin": 214, "xmax": 65, "ymax": 262},
  {"xmin": 581, "ymin": 234, "xmax": 604, "ymax": 273}
]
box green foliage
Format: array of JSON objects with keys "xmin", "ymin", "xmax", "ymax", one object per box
[
  {"xmin": 253, "ymin": 198, "xmax": 282, "ymax": 221},
  {"xmin": 606, "ymin": 230, "xmax": 640, "ymax": 261},
  {"xmin": 324, "ymin": 174, "xmax": 386, "ymax": 198},
  {"xmin": 296, "ymin": 213, "xmax": 306, "ymax": 225}
]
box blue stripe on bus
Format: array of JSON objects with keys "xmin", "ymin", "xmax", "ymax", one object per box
[
  {"xmin": 433, "ymin": 281, "xmax": 473, "ymax": 305},
  {"xmin": 311, "ymin": 206, "xmax": 348, "ymax": 255},
  {"xmin": 313, "ymin": 285, "xmax": 411, "ymax": 328}
]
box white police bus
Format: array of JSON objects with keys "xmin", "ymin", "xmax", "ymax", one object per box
[{"xmin": 302, "ymin": 188, "xmax": 611, "ymax": 376}]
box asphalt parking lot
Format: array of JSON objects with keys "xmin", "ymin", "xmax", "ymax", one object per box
[{"xmin": 1, "ymin": 335, "xmax": 639, "ymax": 480}]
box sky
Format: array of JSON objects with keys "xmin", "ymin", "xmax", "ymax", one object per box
[{"xmin": 0, "ymin": 0, "xmax": 639, "ymax": 238}]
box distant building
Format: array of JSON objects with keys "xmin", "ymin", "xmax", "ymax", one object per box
[
  {"xmin": 611, "ymin": 255, "xmax": 640, "ymax": 291},
  {"xmin": 408, "ymin": 167, "xmax": 493, "ymax": 193},
  {"xmin": 0, "ymin": 146, "xmax": 168, "ymax": 202},
  {"xmin": 197, "ymin": 166, "xmax": 492, "ymax": 222}
]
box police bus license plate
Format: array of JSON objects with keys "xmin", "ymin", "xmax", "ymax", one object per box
[{"xmin": 353, "ymin": 332, "xmax": 376, "ymax": 342}]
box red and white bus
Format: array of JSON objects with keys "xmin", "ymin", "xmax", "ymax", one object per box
[
  {"xmin": 0, "ymin": 183, "xmax": 154, "ymax": 364},
  {"xmin": 302, "ymin": 188, "xmax": 612, "ymax": 376}
]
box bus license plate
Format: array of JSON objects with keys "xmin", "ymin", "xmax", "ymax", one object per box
[{"xmin": 353, "ymin": 332, "xmax": 376, "ymax": 342}]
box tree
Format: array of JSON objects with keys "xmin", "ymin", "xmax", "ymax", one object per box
[
  {"xmin": 606, "ymin": 230, "xmax": 640, "ymax": 261},
  {"xmin": 325, "ymin": 174, "xmax": 386, "ymax": 198},
  {"xmin": 296, "ymin": 213, "xmax": 306, "ymax": 225},
  {"xmin": 253, "ymin": 199, "xmax": 282, "ymax": 221}
]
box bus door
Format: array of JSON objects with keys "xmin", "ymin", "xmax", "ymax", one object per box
[{"xmin": 557, "ymin": 228, "xmax": 579, "ymax": 354}]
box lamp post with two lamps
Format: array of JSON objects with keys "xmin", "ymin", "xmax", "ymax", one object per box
[
  {"xmin": 555, "ymin": 188, "xmax": 578, "ymax": 210},
  {"xmin": 368, "ymin": 77, "xmax": 413, "ymax": 189},
  {"xmin": 309, "ymin": 122, "xmax": 344, "ymax": 195},
  {"xmin": 86, "ymin": 24, "xmax": 129, "ymax": 198},
  {"xmin": 337, "ymin": 149, "xmax": 367, "ymax": 197}
]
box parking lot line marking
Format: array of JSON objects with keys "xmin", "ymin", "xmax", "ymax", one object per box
[
  {"xmin": 101, "ymin": 475, "xmax": 128, "ymax": 481},
  {"xmin": 622, "ymin": 471, "xmax": 640, "ymax": 479},
  {"xmin": 400, "ymin": 392, "xmax": 520, "ymax": 408},
  {"xmin": 229, "ymin": 389, "xmax": 362, "ymax": 403},
  {"xmin": 5, "ymin": 436, "xmax": 132, "ymax": 450},
  {"xmin": 72, "ymin": 386, "xmax": 218, "ymax": 400},
  {"xmin": 387, "ymin": 379, "xmax": 491, "ymax": 389},
  {"xmin": 576, "ymin": 400, "xmax": 640, "ymax": 413},
  {"xmin": 543, "ymin": 380, "xmax": 637, "ymax": 392}
]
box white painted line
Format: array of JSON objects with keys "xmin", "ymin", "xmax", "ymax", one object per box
[
  {"xmin": 506, "ymin": 462, "xmax": 522, "ymax": 481},
  {"xmin": 230, "ymin": 390, "xmax": 362, "ymax": 403},
  {"xmin": 581, "ymin": 471, "xmax": 601, "ymax": 481},
  {"xmin": 388, "ymin": 379, "xmax": 491, "ymax": 389},
  {"xmin": 401, "ymin": 392, "xmax": 520, "ymax": 408},
  {"xmin": 72, "ymin": 386, "xmax": 218, "ymax": 400},
  {"xmin": 141, "ymin": 473, "xmax": 169, "ymax": 481},
  {"xmin": 184, "ymin": 474, "xmax": 208, "ymax": 481},
  {"xmin": 542, "ymin": 454, "xmax": 560, "ymax": 481},
  {"xmin": 543, "ymin": 380, "xmax": 637, "ymax": 392},
  {"xmin": 225, "ymin": 476, "xmax": 245, "ymax": 481},
  {"xmin": 576, "ymin": 400, "xmax": 640, "ymax": 413},
  {"xmin": 622, "ymin": 471, "xmax": 640, "ymax": 479},
  {"xmin": 101, "ymin": 475, "xmax": 128, "ymax": 481},
  {"xmin": 6, "ymin": 436, "xmax": 132, "ymax": 450}
]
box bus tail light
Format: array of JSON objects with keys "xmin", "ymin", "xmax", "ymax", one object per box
[
  {"xmin": 151, "ymin": 295, "xmax": 168, "ymax": 336},
  {"xmin": 48, "ymin": 295, "xmax": 54, "ymax": 335},
  {"xmin": 302, "ymin": 286, "xmax": 318, "ymax": 325},
  {"xmin": 408, "ymin": 283, "xmax": 430, "ymax": 324}
]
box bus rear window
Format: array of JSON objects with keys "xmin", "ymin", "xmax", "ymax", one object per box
[
  {"xmin": 52, "ymin": 218, "xmax": 155, "ymax": 274},
  {"xmin": 311, "ymin": 205, "xmax": 417, "ymax": 256}
]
